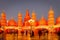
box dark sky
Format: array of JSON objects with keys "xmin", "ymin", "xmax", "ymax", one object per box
[{"xmin": 0, "ymin": 0, "xmax": 60, "ymax": 21}]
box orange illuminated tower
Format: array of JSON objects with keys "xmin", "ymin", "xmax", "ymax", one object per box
[
  {"xmin": 24, "ymin": 9, "xmax": 30, "ymax": 26},
  {"xmin": 24, "ymin": 9, "xmax": 30, "ymax": 21},
  {"xmin": 31, "ymin": 10, "xmax": 38, "ymax": 26},
  {"xmin": 56, "ymin": 16, "xmax": 60, "ymax": 24},
  {"xmin": 48, "ymin": 7, "xmax": 55, "ymax": 25},
  {"xmin": 39, "ymin": 16, "xmax": 47, "ymax": 25},
  {"xmin": 18, "ymin": 12, "xmax": 23, "ymax": 27},
  {"xmin": 32, "ymin": 10, "xmax": 36, "ymax": 20},
  {"xmin": 8, "ymin": 17, "xmax": 17, "ymax": 26},
  {"xmin": 1, "ymin": 11, "xmax": 7, "ymax": 26}
]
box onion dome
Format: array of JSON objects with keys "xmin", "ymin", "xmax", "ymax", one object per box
[
  {"xmin": 8, "ymin": 18, "xmax": 17, "ymax": 26},
  {"xmin": 39, "ymin": 16, "xmax": 47, "ymax": 25},
  {"xmin": 56, "ymin": 16, "xmax": 60, "ymax": 24}
]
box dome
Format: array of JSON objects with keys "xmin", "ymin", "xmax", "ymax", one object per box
[{"xmin": 8, "ymin": 18, "xmax": 17, "ymax": 26}]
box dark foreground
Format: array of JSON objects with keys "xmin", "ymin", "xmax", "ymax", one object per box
[{"xmin": 0, "ymin": 32, "xmax": 60, "ymax": 40}]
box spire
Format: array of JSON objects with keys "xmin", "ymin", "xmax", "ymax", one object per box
[
  {"xmin": 1, "ymin": 10, "xmax": 7, "ymax": 26},
  {"xmin": 32, "ymin": 10, "xmax": 36, "ymax": 20},
  {"xmin": 48, "ymin": 6, "xmax": 55, "ymax": 25},
  {"xmin": 48, "ymin": 6, "xmax": 54, "ymax": 14},
  {"xmin": 24, "ymin": 9, "xmax": 30, "ymax": 21},
  {"xmin": 18, "ymin": 12, "xmax": 23, "ymax": 27}
]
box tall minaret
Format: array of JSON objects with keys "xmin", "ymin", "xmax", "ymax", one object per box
[
  {"xmin": 32, "ymin": 10, "xmax": 36, "ymax": 20},
  {"xmin": 18, "ymin": 12, "xmax": 23, "ymax": 27},
  {"xmin": 1, "ymin": 11, "xmax": 7, "ymax": 26},
  {"xmin": 48, "ymin": 7, "xmax": 55, "ymax": 25},
  {"xmin": 31, "ymin": 10, "xmax": 37, "ymax": 26}
]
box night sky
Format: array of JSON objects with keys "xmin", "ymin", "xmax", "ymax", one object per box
[{"xmin": 0, "ymin": 0, "xmax": 60, "ymax": 21}]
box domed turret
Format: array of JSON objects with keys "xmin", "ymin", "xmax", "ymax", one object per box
[
  {"xmin": 8, "ymin": 17, "xmax": 17, "ymax": 26},
  {"xmin": 32, "ymin": 10, "xmax": 36, "ymax": 20},
  {"xmin": 18, "ymin": 12, "xmax": 23, "ymax": 27},
  {"xmin": 1, "ymin": 10, "xmax": 7, "ymax": 26},
  {"xmin": 31, "ymin": 10, "xmax": 38, "ymax": 26},
  {"xmin": 48, "ymin": 6, "xmax": 55, "ymax": 25}
]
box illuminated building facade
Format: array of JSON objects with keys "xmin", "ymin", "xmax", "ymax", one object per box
[{"xmin": 0, "ymin": 7, "xmax": 60, "ymax": 34}]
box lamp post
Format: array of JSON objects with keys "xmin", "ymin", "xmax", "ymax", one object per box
[{"xmin": 28, "ymin": 19, "xmax": 35, "ymax": 37}]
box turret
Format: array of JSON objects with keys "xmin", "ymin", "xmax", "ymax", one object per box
[
  {"xmin": 32, "ymin": 10, "xmax": 36, "ymax": 20},
  {"xmin": 18, "ymin": 12, "xmax": 23, "ymax": 27},
  {"xmin": 31, "ymin": 10, "xmax": 38, "ymax": 26},
  {"xmin": 1, "ymin": 10, "xmax": 7, "ymax": 26},
  {"xmin": 48, "ymin": 6, "xmax": 55, "ymax": 25}
]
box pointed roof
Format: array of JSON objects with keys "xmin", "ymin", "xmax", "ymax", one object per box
[
  {"xmin": 24, "ymin": 9, "xmax": 30, "ymax": 21},
  {"xmin": 48, "ymin": 6, "xmax": 54, "ymax": 14}
]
